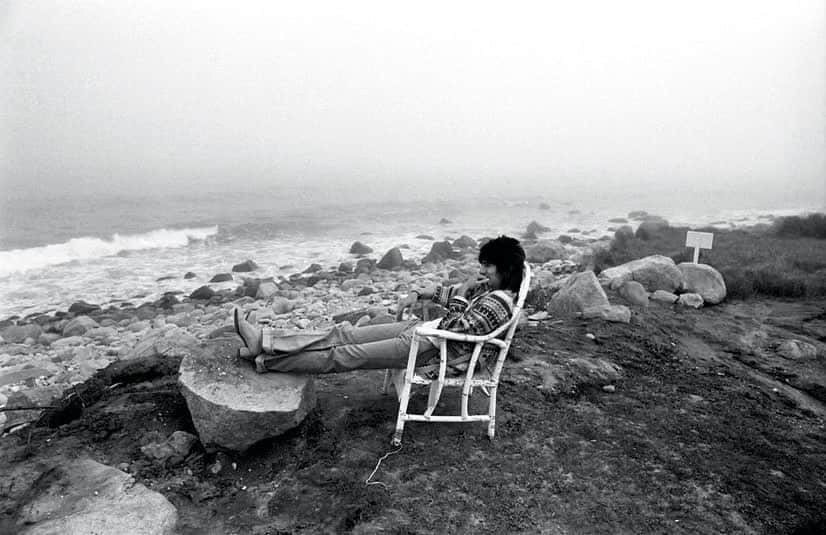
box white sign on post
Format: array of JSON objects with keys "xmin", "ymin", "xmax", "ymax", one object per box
[{"xmin": 685, "ymin": 231, "xmax": 714, "ymax": 264}]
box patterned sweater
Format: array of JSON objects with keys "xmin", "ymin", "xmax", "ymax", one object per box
[{"xmin": 425, "ymin": 282, "xmax": 515, "ymax": 374}]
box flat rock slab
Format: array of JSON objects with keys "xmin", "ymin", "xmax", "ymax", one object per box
[
  {"xmin": 179, "ymin": 338, "xmax": 316, "ymax": 451},
  {"xmin": 17, "ymin": 458, "xmax": 177, "ymax": 535}
]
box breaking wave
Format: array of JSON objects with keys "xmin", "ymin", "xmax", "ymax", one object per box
[{"xmin": 0, "ymin": 226, "xmax": 218, "ymax": 276}]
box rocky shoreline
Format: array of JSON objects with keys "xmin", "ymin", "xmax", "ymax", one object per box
[{"xmin": 0, "ymin": 213, "xmax": 734, "ymax": 435}]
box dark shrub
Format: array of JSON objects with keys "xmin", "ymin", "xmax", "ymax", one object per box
[{"xmin": 773, "ymin": 213, "xmax": 826, "ymax": 239}]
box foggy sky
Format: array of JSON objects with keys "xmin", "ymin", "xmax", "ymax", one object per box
[{"xmin": 1, "ymin": 1, "xmax": 824, "ymax": 203}]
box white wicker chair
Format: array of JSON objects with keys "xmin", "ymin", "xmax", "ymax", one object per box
[{"xmin": 384, "ymin": 262, "xmax": 531, "ymax": 446}]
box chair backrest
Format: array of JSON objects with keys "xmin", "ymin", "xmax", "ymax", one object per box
[{"xmin": 487, "ymin": 262, "xmax": 531, "ymax": 381}]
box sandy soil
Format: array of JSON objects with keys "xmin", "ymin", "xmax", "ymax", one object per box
[{"xmin": 2, "ymin": 296, "xmax": 825, "ymax": 534}]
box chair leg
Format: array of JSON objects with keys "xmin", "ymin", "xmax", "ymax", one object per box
[
  {"xmin": 392, "ymin": 375, "xmax": 413, "ymax": 446},
  {"xmin": 487, "ymin": 387, "xmax": 498, "ymax": 440}
]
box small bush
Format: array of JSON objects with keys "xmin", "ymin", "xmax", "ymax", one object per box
[{"xmin": 773, "ymin": 213, "xmax": 826, "ymax": 239}]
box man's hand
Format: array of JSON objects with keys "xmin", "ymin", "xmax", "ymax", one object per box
[
  {"xmin": 396, "ymin": 291, "xmax": 419, "ymax": 321},
  {"xmin": 457, "ymin": 276, "xmax": 488, "ymax": 298}
]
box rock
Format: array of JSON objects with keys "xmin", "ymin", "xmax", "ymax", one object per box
[
  {"xmin": 338, "ymin": 261, "xmax": 353, "ymax": 273},
  {"xmin": 608, "ymin": 218, "xmax": 628, "ymax": 224},
  {"xmin": 1, "ymin": 323, "xmax": 43, "ymax": 344},
  {"xmin": 190, "ymin": 286, "xmax": 216, "ymax": 300},
  {"xmin": 439, "ymin": 218, "xmax": 452, "ymax": 225},
  {"xmin": 349, "ymin": 241, "xmax": 373, "ymax": 254},
  {"xmin": 156, "ymin": 275, "xmax": 176, "ymax": 282},
  {"xmin": 651, "ymin": 290, "xmax": 679, "ymax": 304},
  {"xmin": 614, "ymin": 225, "xmax": 635, "ymax": 241},
  {"xmin": 184, "ymin": 271, "xmax": 197, "ymax": 279},
  {"xmin": 209, "ymin": 273, "xmax": 233, "ymax": 283},
  {"xmin": 256, "ymin": 281, "xmax": 280, "ymax": 299},
  {"xmin": 677, "ymin": 262, "xmax": 727, "ymax": 305},
  {"xmin": 377, "ymin": 247, "xmax": 404, "ymax": 270},
  {"xmin": 617, "ymin": 280, "xmax": 649, "ymax": 307},
  {"xmin": 178, "ymin": 339, "xmax": 316, "ymax": 451},
  {"xmin": 62, "ymin": 315, "xmax": 100, "ymax": 337},
  {"xmin": 628, "ymin": 210, "xmax": 649, "ymax": 220},
  {"xmin": 538, "ymin": 357, "xmax": 622, "ymax": 395},
  {"xmin": 526, "ymin": 241, "xmax": 566, "ymax": 263},
  {"xmin": 141, "ymin": 431, "xmax": 200, "ymax": 465},
  {"xmin": 68, "ymin": 300, "xmax": 101, "ymax": 314},
  {"xmin": 154, "ymin": 294, "xmax": 180, "ymax": 310},
  {"xmin": 453, "ymin": 235, "xmax": 478, "ymax": 249},
  {"xmin": 271, "ymin": 297, "xmax": 295, "ymax": 314},
  {"xmin": 303, "ymin": 263, "xmax": 322, "ymax": 273},
  {"xmin": 582, "ymin": 304, "xmax": 631, "ymax": 323},
  {"xmin": 16, "ymin": 458, "xmax": 177, "ymax": 534},
  {"xmin": 358, "ymin": 287, "xmax": 375, "ymax": 296},
  {"xmin": 776, "ymin": 339, "xmax": 818, "ymax": 360},
  {"xmin": 677, "ymin": 293, "xmax": 704, "ymax": 308},
  {"xmin": 539, "ymin": 202, "xmax": 550, "ymax": 210},
  {"xmin": 526, "ymin": 221, "xmax": 550, "ymax": 235},
  {"xmin": 422, "ymin": 241, "xmax": 459, "ymax": 264},
  {"xmin": 602, "ymin": 385, "xmax": 616, "ymax": 392},
  {"xmin": 598, "ymin": 255, "xmax": 682, "ymax": 292},
  {"xmin": 123, "ymin": 329, "xmax": 199, "ymax": 361},
  {"xmin": 547, "ymin": 271, "xmax": 610, "ymax": 316},
  {"xmin": 135, "ymin": 305, "xmax": 158, "ymax": 321},
  {"xmin": 232, "ymin": 259, "xmax": 259, "ymax": 272},
  {"xmin": 635, "ymin": 216, "xmax": 670, "ymax": 240},
  {"xmin": 172, "ymin": 303, "xmax": 194, "ymax": 314},
  {"xmin": 355, "ymin": 258, "xmax": 376, "ymax": 273},
  {"xmin": 37, "ymin": 333, "xmax": 61, "ymax": 346},
  {"xmin": 415, "ymin": 234, "xmax": 435, "ymax": 240},
  {"xmin": 340, "ymin": 279, "xmax": 362, "ymax": 292},
  {"xmin": 528, "ymin": 311, "xmax": 550, "ymax": 321}
]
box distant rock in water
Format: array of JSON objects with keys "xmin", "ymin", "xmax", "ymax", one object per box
[
  {"xmin": 69, "ymin": 301, "xmax": 100, "ymax": 315},
  {"xmin": 526, "ymin": 221, "xmax": 550, "ymax": 235},
  {"xmin": 635, "ymin": 217, "xmax": 669, "ymax": 240},
  {"xmin": 609, "ymin": 217, "xmax": 628, "ymax": 223},
  {"xmin": 303, "ymin": 263, "xmax": 323, "ymax": 273},
  {"xmin": 190, "ymin": 286, "xmax": 216, "ymax": 300},
  {"xmin": 628, "ymin": 210, "xmax": 649, "ymax": 220},
  {"xmin": 209, "ymin": 273, "xmax": 233, "ymax": 283},
  {"xmin": 377, "ymin": 247, "xmax": 404, "ymax": 270},
  {"xmin": 349, "ymin": 241, "xmax": 373, "ymax": 254},
  {"xmin": 232, "ymin": 259, "xmax": 259, "ymax": 272},
  {"xmin": 184, "ymin": 272, "xmax": 197, "ymax": 279},
  {"xmin": 156, "ymin": 275, "xmax": 176, "ymax": 282},
  {"xmin": 539, "ymin": 202, "xmax": 551, "ymax": 210},
  {"xmin": 415, "ymin": 234, "xmax": 435, "ymax": 240},
  {"xmin": 439, "ymin": 218, "xmax": 452, "ymax": 225}
]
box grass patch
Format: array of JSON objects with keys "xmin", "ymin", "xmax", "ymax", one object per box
[{"xmin": 594, "ymin": 219, "xmax": 826, "ymax": 300}]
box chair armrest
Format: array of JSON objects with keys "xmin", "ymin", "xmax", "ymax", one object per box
[{"xmin": 414, "ymin": 325, "xmax": 510, "ymax": 347}]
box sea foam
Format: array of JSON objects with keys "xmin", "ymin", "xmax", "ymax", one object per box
[{"xmin": 0, "ymin": 226, "xmax": 218, "ymax": 276}]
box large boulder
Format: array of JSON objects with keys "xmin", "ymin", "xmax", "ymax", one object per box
[
  {"xmin": 178, "ymin": 338, "xmax": 316, "ymax": 451},
  {"xmin": 16, "ymin": 458, "xmax": 177, "ymax": 534},
  {"xmin": 582, "ymin": 304, "xmax": 631, "ymax": 323},
  {"xmin": 189, "ymin": 285, "xmax": 216, "ymax": 300},
  {"xmin": 617, "ymin": 280, "xmax": 649, "ymax": 307},
  {"xmin": 526, "ymin": 240, "xmax": 566, "ymax": 263},
  {"xmin": 422, "ymin": 241, "xmax": 460, "ymax": 264},
  {"xmin": 256, "ymin": 281, "xmax": 280, "ymax": 299},
  {"xmin": 377, "ymin": 247, "xmax": 404, "ymax": 270},
  {"xmin": 209, "ymin": 273, "xmax": 233, "ymax": 283},
  {"xmin": 598, "ymin": 255, "xmax": 682, "ymax": 293},
  {"xmin": 526, "ymin": 221, "xmax": 550, "ymax": 235},
  {"xmin": 453, "ymin": 235, "xmax": 478, "ymax": 249},
  {"xmin": 677, "ymin": 262, "xmax": 727, "ymax": 305},
  {"xmin": 547, "ymin": 271, "xmax": 610, "ymax": 316},
  {"xmin": 349, "ymin": 241, "xmax": 373, "ymax": 254},
  {"xmin": 62, "ymin": 315, "xmax": 99, "ymax": 337}
]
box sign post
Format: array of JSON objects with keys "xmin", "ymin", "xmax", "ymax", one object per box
[{"xmin": 685, "ymin": 231, "xmax": 714, "ymax": 264}]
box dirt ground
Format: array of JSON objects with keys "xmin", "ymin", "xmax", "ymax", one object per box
[{"xmin": 2, "ymin": 297, "xmax": 826, "ymax": 534}]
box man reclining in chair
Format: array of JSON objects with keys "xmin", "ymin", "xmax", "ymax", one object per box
[{"xmin": 233, "ymin": 235, "xmax": 526, "ymax": 376}]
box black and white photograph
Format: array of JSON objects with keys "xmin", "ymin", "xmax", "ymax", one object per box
[{"xmin": 1, "ymin": 1, "xmax": 824, "ymax": 533}]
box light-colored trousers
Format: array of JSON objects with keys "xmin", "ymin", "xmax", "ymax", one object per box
[{"xmin": 256, "ymin": 320, "xmax": 440, "ymax": 374}]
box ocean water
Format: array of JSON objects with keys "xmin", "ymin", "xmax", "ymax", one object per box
[{"xmin": 0, "ymin": 184, "xmax": 819, "ymax": 319}]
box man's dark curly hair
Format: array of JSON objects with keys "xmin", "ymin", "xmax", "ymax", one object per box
[{"xmin": 478, "ymin": 235, "xmax": 526, "ymax": 294}]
